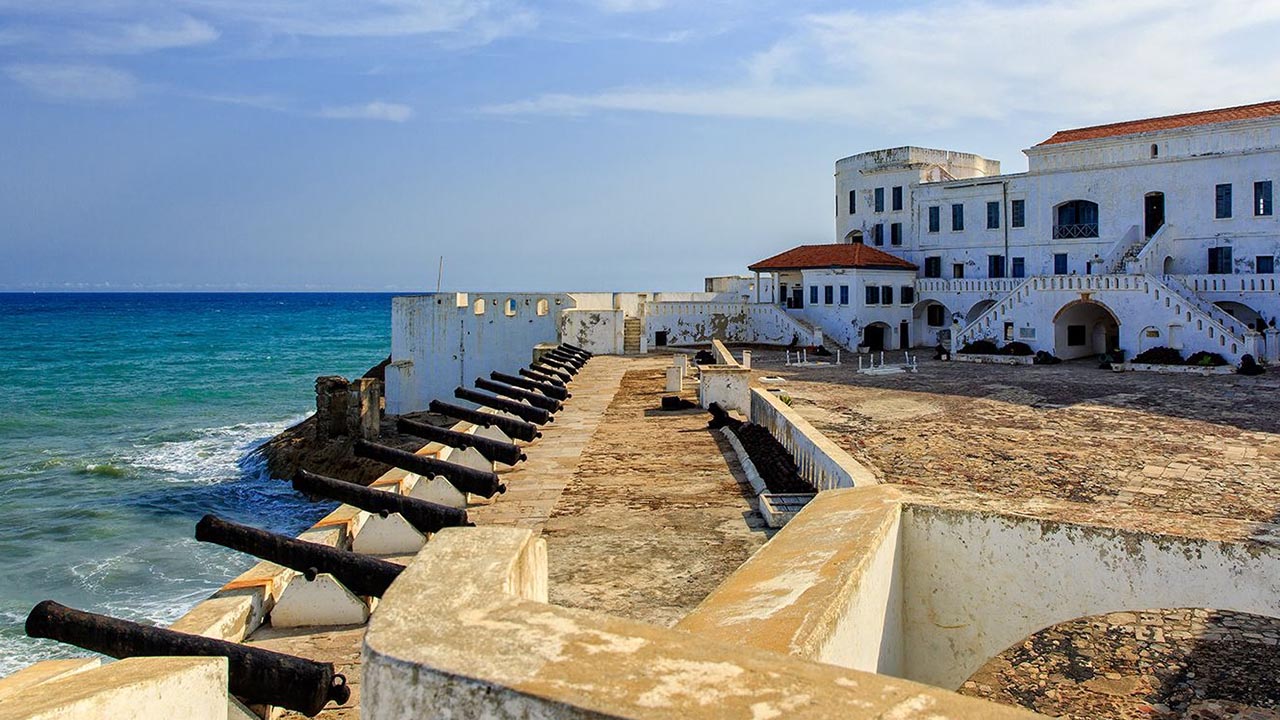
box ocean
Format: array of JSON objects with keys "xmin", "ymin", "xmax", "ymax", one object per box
[{"xmin": 0, "ymin": 292, "xmax": 393, "ymax": 676}]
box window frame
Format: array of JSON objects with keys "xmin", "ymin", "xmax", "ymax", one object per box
[
  {"xmin": 986, "ymin": 200, "xmax": 1000, "ymax": 230},
  {"xmin": 864, "ymin": 285, "xmax": 880, "ymax": 305},
  {"xmin": 951, "ymin": 203, "xmax": 964, "ymax": 232},
  {"xmin": 890, "ymin": 222, "xmax": 902, "ymax": 246},
  {"xmin": 809, "ymin": 285, "xmax": 819, "ymax": 304},
  {"xmin": 1256, "ymin": 180, "xmax": 1273, "ymax": 217},
  {"xmin": 1053, "ymin": 253, "xmax": 1068, "ymax": 275},
  {"xmin": 1216, "ymin": 183, "xmax": 1233, "ymax": 219},
  {"xmin": 1011, "ymin": 257, "xmax": 1025, "ymax": 279},
  {"xmin": 891, "ymin": 186, "xmax": 903, "ymax": 212},
  {"xmin": 1011, "ymin": 199, "xmax": 1026, "ymax": 228},
  {"xmin": 928, "ymin": 206, "xmax": 940, "ymax": 233},
  {"xmin": 824, "ymin": 285, "xmax": 834, "ymax": 305},
  {"xmin": 874, "ymin": 187, "xmax": 885, "ymax": 213},
  {"xmin": 924, "ymin": 256, "xmax": 941, "ymax": 278},
  {"xmin": 839, "ymin": 285, "xmax": 850, "ymax": 305}
]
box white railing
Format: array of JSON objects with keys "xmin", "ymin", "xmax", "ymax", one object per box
[
  {"xmin": 914, "ymin": 278, "xmax": 1022, "ymax": 295},
  {"xmin": 1161, "ymin": 275, "xmax": 1250, "ymax": 338},
  {"xmin": 1174, "ymin": 274, "xmax": 1280, "ymax": 294},
  {"xmin": 1103, "ymin": 224, "xmax": 1142, "ymax": 273},
  {"xmin": 953, "ymin": 276, "xmax": 1039, "ymax": 345},
  {"xmin": 749, "ymin": 389, "xmax": 877, "ymax": 491},
  {"xmin": 1134, "ymin": 223, "xmax": 1175, "ymax": 275},
  {"xmin": 1144, "ymin": 274, "xmax": 1247, "ymax": 358}
]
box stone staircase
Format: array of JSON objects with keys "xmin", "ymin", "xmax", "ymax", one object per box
[{"xmin": 623, "ymin": 316, "xmax": 642, "ymax": 354}]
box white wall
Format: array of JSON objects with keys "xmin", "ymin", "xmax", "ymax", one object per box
[
  {"xmin": 559, "ymin": 308, "xmax": 624, "ymax": 355},
  {"xmin": 644, "ymin": 302, "xmax": 821, "ymax": 347},
  {"xmin": 793, "ymin": 268, "xmax": 916, "ymax": 350}
]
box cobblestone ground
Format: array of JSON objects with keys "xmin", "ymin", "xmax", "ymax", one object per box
[
  {"xmin": 961, "ymin": 609, "xmax": 1280, "ymax": 720},
  {"xmin": 746, "ymin": 352, "xmax": 1280, "ymax": 718}
]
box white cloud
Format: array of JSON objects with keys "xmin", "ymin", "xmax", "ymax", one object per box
[
  {"xmin": 73, "ymin": 15, "xmax": 219, "ymax": 54},
  {"xmin": 485, "ymin": 0, "xmax": 1280, "ymax": 131},
  {"xmin": 5, "ymin": 63, "xmax": 140, "ymax": 101},
  {"xmin": 319, "ymin": 101, "xmax": 413, "ymax": 122}
]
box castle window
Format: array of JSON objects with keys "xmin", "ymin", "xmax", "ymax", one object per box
[
  {"xmin": 874, "ymin": 187, "xmax": 885, "ymax": 213},
  {"xmin": 890, "ymin": 222, "xmax": 902, "ymax": 246},
  {"xmin": 1151, "ymin": 143, "xmax": 1159, "ymax": 159},
  {"xmin": 928, "ymin": 206, "xmax": 940, "ymax": 233},
  {"xmin": 988, "ymin": 255, "xmax": 1005, "ymax": 278},
  {"xmin": 865, "ymin": 285, "xmax": 880, "ymax": 304},
  {"xmin": 1011, "ymin": 257, "xmax": 1025, "ymax": 278},
  {"xmin": 892, "ymin": 186, "xmax": 903, "ymax": 211},
  {"xmin": 839, "ymin": 285, "xmax": 849, "ymax": 304},
  {"xmin": 881, "ymin": 286, "xmax": 894, "ymax": 304},
  {"xmin": 1257, "ymin": 256, "xmax": 1275, "ymax": 274},
  {"xmin": 848, "ymin": 189, "xmax": 856, "ymax": 215},
  {"xmin": 952, "ymin": 263, "xmax": 965, "ymax": 279},
  {"xmin": 873, "ymin": 223, "xmax": 885, "ymax": 246},
  {"xmin": 927, "ymin": 304, "xmax": 946, "ymax": 326},
  {"xmin": 900, "ymin": 286, "xmax": 914, "ymax": 304},
  {"xmin": 951, "ymin": 203, "xmax": 964, "ymax": 231},
  {"xmin": 924, "ymin": 256, "xmax": 941, "ymax": 278},
  {"xmin": 1054, "ymin": 253, "xmax": 1068, "ymax": 275},
  {"xmin": 1011, "ymin": 199, "xmax": 1026, "ymax": 228},
  {"xmin": 810, "ymin": 285, "xmax": 819, "ymax": 304},
  {"xmin": 1216, "ymin": 183, "xmax": 1233, "ymax": 219},
  {"xmin": 1256, "ymin": 181, "xmax": 1273, "ymax": 216},
  {"xmin": 1208, "ymin": 246, "xmax": 1233, "ymax": 275},
  {"xmin": 986, "ymin": 201, "xmax": 1000, "ymax": 229},
  {"xmin": 824, "ymin": 285, "xmax": 834, "ymax": 305}
]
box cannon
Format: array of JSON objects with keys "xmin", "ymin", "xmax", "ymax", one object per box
[
  {"xmin": 560, "ymin": 343, "xmax": 593, "ymax": 358},
  {"xmin": 25, "ymin": 600, "xmax": 349, "ymax": 717},
  {"xmin": 546, "ymin": 348, "xmax": 586, "ymax": 367},
  {"xmin": 475, "ymin": 377, "xmax": 561, "ymax": 413},
  {"xmin": 530, "ymin": 362, "xmax": 573, "ymax": 383},
  {"xmin": 428, "ymin": 400, "xmax": 541, "ymax": 443},
  {"xmin": 454, "ymin": 387, "xmax": 552, "ymax": 426},
  {"xmin": 292, "ymin": 469, "xmax": 471, "ymax": 534},
  {"xmin": 354, "ymin": 439, "xmax": 506, "ymax": 497},
  {"xmin": 538, "ymin": 355, "xmax": 578, "ymax": 376},
  {"xmin": 519, "ymin": 366, "xmax": 567, "ymax": 389},
  {"xmin": 195, "ymin": 514, "xmax": 404, "ymax": 598},
  {"xmin": 491, "ymin": 371, "xmax": 569, "ymax": 401},
  {"xmin": 396, "ymin": 417, "xmax": 526, "ymax": 466}
]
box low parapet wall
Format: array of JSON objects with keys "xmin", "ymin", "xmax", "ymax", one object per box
[
  {"xmin": 749, "ymin": 389, "xmax": 878, "ymax": 490},
  {"xmin": 679, "ymin": 486, "xmax": 1280, "ymax": 692},
  {"xmin": 361, "ymin": 525, "xmax": 1039, "ymax": 719},
  {"xmin": 645, "ymin": 302, "xmax": 822, "ymax": 347}
]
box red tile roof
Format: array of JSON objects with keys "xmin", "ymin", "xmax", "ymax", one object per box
[
  {"xmin": 1037, "ymin": 100, "xmax": 1280, "ymax": 146},
  {"xmin": 748, "ymin": 243, "xmax": 917, "ymax": 272}
]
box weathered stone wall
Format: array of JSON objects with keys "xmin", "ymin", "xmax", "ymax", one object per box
[{"xmin": 644, "ymin": 302, "xmax": 821, "ymax": 347}]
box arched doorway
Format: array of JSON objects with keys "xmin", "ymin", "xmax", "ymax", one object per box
[
  {"xmin": 862, "ymin": 322, "xmax": 892, "ymax": 351},
  {"xmin": 1216, "ymin": 301, "xmax": 1266, "ymax": 330},
  {"xmin": 913, "ymin": 300, "xmax": 951, "ymax": 348},
  {"xmin": 965, "ymin": 300, "xmax": 997, "ymax": 326},
  {"xmin": 1053, "ymin": 300, "xmax": 1120, "ymax": 360},
  {"xmin": 1137, "ymin": 325, "xmax": 1164, "ymax": 353},
  {"xmin": 1144, "ymin": 191, "xmax": 1165, "ymax": 238},
  {"xmin": 1162, "ymin": 255, "xmax": 1175, "ymax": 275},
  {"xmin": 843, "ymin": 229, "xmax": 864, "ymax": 245}
]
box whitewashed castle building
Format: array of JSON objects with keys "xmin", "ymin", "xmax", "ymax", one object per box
[{"xmin": 751, "ymin": 100, "xmax": 1280, "ymax": 362}]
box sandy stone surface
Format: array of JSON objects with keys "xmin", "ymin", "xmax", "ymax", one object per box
[
  {"xmin": 541, "ymin": 361, "xmax": 769, "ymax": 627},
  {"xmin": 743, "ymin": 350, "xmax": 1280, "ymax": 717}
]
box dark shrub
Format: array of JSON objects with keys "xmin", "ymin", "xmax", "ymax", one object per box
[
  {"xmin": 1132, "ymin": 346, "xmax": 1183, "ymax": 365},
  {"xmin": 959, "ymin": 339, "xmax": 999, "ymax": 355},
  {"xmin": 1033, "ymin": 350, "xmax": 1061, "ymax": 365},
  {"xmin": 1185, "ymin": 351, "xmax": 1227, "ymax": 367},
  {"xmin": 1239, "ymin": 354, "xmax": 1266, "ymax": 376},
  {"xmin": 1000, "ymin": 341, "xmax": 1034, "ymax": 356}
]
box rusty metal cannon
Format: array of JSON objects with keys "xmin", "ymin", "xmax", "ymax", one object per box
[
  {"xmin": 537, "ymin": 355, "xmax": 578, "ymax": 376},
  {"xmin": 428, "ymin": 400, "xmax": 541, "ymax": 443},
  {"xmin": 396, "ymin": 417, "xmax": 526, "ymax": 465},
  {"xmin": 519, "ymin": 366, "xmax": 567, "ymax": 388},
  {"xmin": 196, "ymin": 514, "xmax": 404, "ymax": 597},
  {"xmin": 354, "ymin": 439, "xmax": 506, "ymax": 497},
  {"xmin": 543, "ymin": 349, "xmax": 584, "ymax": 368},
  {"xmin": 491, "ymin": 371, "xmax": 569, "ymax": 401},
  {"xmin": 25, "ymin": 600, "xmax": 350, "ymax": 717},
  {"xmin": 474, "ymin": 377, "xmax": 561, "ymax": 413},
  {"xmin": 291, "ymin": 469, "xmax": 471, "ymax": 534},
  {"xmin": 559, "ymin": 342, "xmax": 593, "ymax": 358},
  {"xmin": 454, "ymin": 387, "xmax": 552, "ymax": 426}
]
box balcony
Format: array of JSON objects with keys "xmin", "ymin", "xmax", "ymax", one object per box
[{"xmin": 1053, "ymin": 223, "xmax": 1099, "ymax": 239}]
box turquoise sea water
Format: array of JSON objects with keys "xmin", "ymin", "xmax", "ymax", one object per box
[{"xmin": 0, "ymin": 293, "xmax": 392, "ymax": 676}]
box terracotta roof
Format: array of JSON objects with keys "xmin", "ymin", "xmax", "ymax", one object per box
[
  {"xmin": 748, "ymin": 244, "xmax": 917, "ymax": 272},
  {"xmin": 1037, "ymin": 100, "xmax": 1280, "ymax": 146}
]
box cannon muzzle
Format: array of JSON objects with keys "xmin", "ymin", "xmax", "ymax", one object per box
[
  {"xmin": 195, "ymin": 514, "xmax": 403, "ymax": 598},
  {"xmin": 292, "ymin": 470, "xmax": 470, "ymax": 534},
  {"xmin": 354, "ymin": 440, "xmax": 506, "ymax": 497},
  {"xmin": 26, "ymin": 600, "xmax": 350, "ymax": 716},
  {"xmin": 518, "ymin": 367, "xmax": 567, "ymax": 389},
  {"xmin": 397, "ymin": 417, "xmax": 526, "ymax": 466}
]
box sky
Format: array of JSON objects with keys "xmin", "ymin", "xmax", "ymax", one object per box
[{"xmin": 2, "ymin": 0, "xmax": 1279, "ymax": 292}]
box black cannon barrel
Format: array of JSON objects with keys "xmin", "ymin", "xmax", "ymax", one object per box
[
  {"xmin": 538, "ymin": 355, "xmax": 579, "ymax": 376},
  {"xmin": 554, "ymin": 343, "xmax": 589, "ymax": 358},
  {"xmin": 454, "ymin": 387, "xmax": 552, "ymax": 425},
  {"xmin": 546, "ymin": 348, "xmax": 586, "ymax": 366},
  {"xmin": 492, "ymin": 371, "xmax": 569, "ymax": 401},
  {"xmin": 530, "ymin": 362, "xmax": 573, "ymax": 383},
  {"xmin": 428, "ymin": 400, "xmax": 541, "ymax": 442},
  {"xmin": 519, "ymin": 367, "xmax": 567, "ymax": 389},
  {"xmin": 196, "ymin": 514, "xmax": 404, "ymax": 598},
  {"xmin": 396, "ymin": 417, "xmax": 526, "ymax": 466},
  {"xmin": 475, "ymin": 377, "xmax": 561, "ymax": 413},
  {"xmin": 354, "ymin": 439, "xmax": 506, "ymax": 497},
  {"xmin": 560, "ymin": 343, "xmax": 593, "ymax": 358},
  {"xmin": 292, "ymin": 470, "xmax": 469, "ymax": 534},
  {"xmin": 26, "ymin": 600, "xmax": 349, "ymax": 717}
]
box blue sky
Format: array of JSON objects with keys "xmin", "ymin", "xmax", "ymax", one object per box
[{"xmin": 2, "ymin": 0, "xmax": 1278, "ymax": 291}]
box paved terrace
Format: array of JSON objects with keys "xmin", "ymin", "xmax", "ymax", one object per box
[{"xmin": 251, "ymin": 354, "xmax": 764, "ymax": 718}]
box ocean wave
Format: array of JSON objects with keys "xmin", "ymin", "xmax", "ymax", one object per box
[
  {"xmin": 127, "ymin": 417, "xmax": 304, "ymax": 484},
  {"xmin": 76, "ymin": 463, "xmax": 130, "ymax": 478}
]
